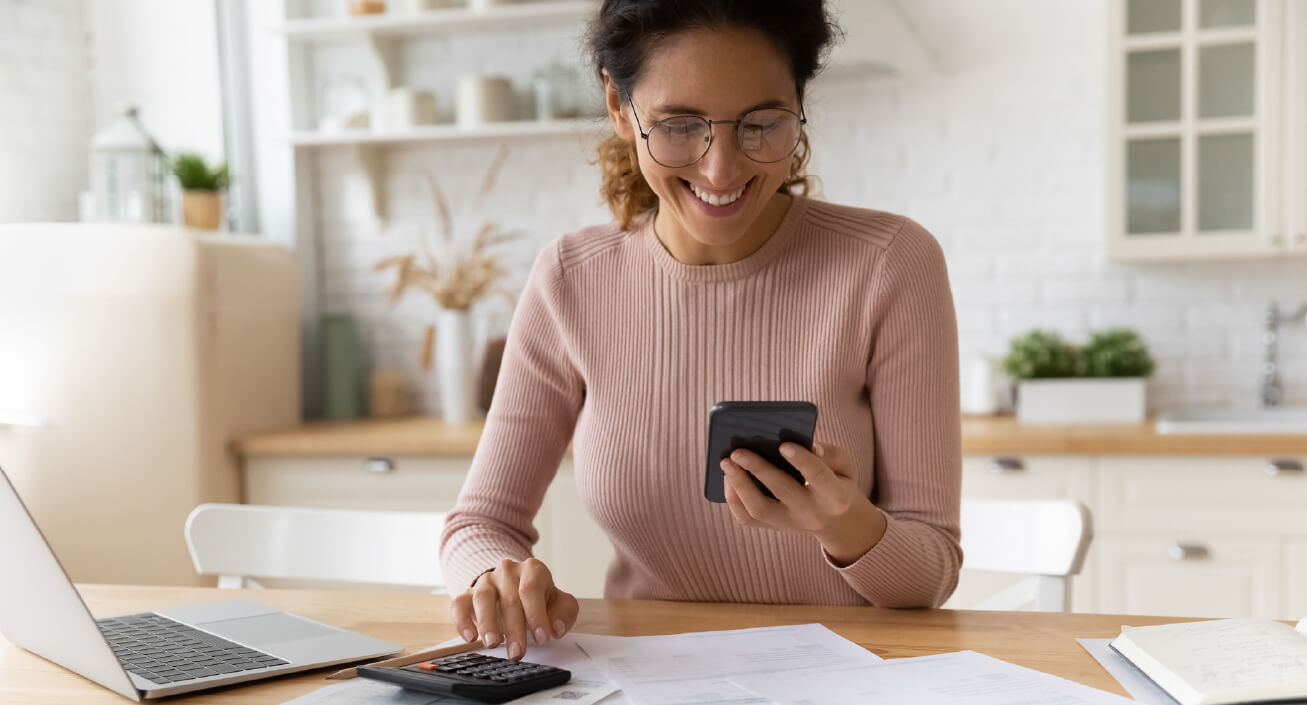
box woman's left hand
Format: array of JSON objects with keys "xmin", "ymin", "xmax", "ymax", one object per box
[{"xmin": 721, "ymin": 441, "xmax": 888, "ymax": 566}]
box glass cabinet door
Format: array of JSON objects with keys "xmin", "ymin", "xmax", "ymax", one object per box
[{"xmin": 1108, "ymin": 0, "xmax": 1284, "ymax": 260}]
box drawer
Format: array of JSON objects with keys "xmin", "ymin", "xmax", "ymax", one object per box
[
  {"xmin": 1096, "ymin": 456, "xmax": 1307, "ymax": 534},
  {"xmin": 243, "ymin": 455, "xmax": 472, "ymax": 510},
  {"xmin": 1095, "ymin": 534, "xmax": 1282, "ymax": 619},
  {"xmin": 961, "ymin": 455, "xmax": 1093, "ymax": 504}
]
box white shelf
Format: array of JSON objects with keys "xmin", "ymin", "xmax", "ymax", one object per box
[
  {"xmin": 287, "ymin": 117, "xmax": 603, "ymax": 220},
  {"xmin": 287, "ymin": 117, "xmax": 600, "ymax": 147},
  {"xmin": 274, "ymin": 1, "xmax": 598, "ymax": 41}
]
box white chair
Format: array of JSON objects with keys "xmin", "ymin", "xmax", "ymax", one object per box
[
  {"xmin": 957, "ymin": 498, "xmax": 1093, "ymax": 612},
  {"xmin": 184, "ymin": 504, "xmax": 447, "ymax": 591}
]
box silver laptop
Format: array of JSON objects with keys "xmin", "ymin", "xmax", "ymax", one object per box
[{"xmin": 0, "ymin": 465, "xmax": 403, "ymax": 700}]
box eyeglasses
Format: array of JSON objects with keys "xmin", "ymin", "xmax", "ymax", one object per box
[{"xmin": 627, "ymin": 96, "xmax": 807, "ymax": 169}]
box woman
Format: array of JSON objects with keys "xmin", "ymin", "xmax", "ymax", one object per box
[{"xmin": 439, "ymin": 0, "xmax": 962, "ymax": 660}]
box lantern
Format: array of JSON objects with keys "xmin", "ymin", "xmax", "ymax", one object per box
[{"xmin": 86, "ymin": 106, "xmax": 174, "ymax": 223}]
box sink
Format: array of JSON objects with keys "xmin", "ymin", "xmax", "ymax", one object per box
[{"xmin": 1155, "ymin": 407, "xmax": 1307, "ymax": 434}]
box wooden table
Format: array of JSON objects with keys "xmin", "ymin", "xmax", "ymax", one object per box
[{"xmin": 0, "ymin": 585, "xmax": 1184, "ymax": 704}]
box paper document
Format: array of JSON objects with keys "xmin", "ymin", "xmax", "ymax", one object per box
[
  {"xmin": 1077, "ymin": 637, "xmax": 1174, "ymax": 705},
  {"xmin": 573, "ymin": 623, "xmax": 881, "ymax": 705},
  {"xmin": 279, "ymin": 636, "xmax": 619, "ymax": 705},
  {"xmin": 729, "ymin": 650, "xmax": 1136, "ymax": 705}
]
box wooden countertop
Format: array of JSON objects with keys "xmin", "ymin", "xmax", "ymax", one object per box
[
  {"xmin": 233, "ymin": 415, "xmax": 1307, "ymax": 457},
  {"xmin": 3, "ymin": 584, "xmax": 1198, "ymax": 702}
]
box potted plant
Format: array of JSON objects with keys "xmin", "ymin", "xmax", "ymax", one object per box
[
  {"xmin": 1004, "ymin": 328, "xmax": 1155, "ymax": 424},
  {"xmin": 171, "ymin": 152, "xmax": 228, "ymax": 230}
]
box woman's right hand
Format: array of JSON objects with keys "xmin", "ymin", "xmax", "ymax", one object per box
[{"xmin": 451, "ymin": 557, "xmax": 579, "ymax": 660}]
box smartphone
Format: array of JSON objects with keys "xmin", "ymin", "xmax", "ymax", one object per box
[{"xmin": 704, "ymin": 401, "xmax": 818, "ymax": 503}]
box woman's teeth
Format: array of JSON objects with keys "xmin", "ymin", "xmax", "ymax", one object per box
[{"xmin": 689, "ymin": 181, "xmax": 745, "ymax": 207}]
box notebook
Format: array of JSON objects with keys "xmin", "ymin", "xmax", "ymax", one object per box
[{"xmin": 1108, "ymin": 617, "xmax": 1307, "ymax": 705}]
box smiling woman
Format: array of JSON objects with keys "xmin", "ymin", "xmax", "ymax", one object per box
[{"xmin": 440, "ymin": 0, "xmax": 964, "ymax": 663}]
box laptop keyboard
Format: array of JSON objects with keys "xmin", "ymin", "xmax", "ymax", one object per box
[{"xmin": 96, "ymin": 612, "xmax": 289, "ymax": 685}]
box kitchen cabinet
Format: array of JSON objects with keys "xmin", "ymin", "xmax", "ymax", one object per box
[
  {"xmin": 1095, "ymin": 534, "xmax": 1282, "ymax": 618},
  {"xmin": 1096, "ymin": 455, "xmax": 1307, "ymax": 533},
  {"xmin": 955, "ymin": 452, "xmax": 1307, "ymax": 617},
  {"xmin": 1106, "ymin": 0, "xmax": 1307, "ymax": 260},
  {"xmin": 960, "ymin": 455, "xmax": 1094, "ymax": 504}
]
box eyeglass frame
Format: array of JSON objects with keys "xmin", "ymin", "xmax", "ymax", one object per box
[{"xmin": 625, "ymin": 95, "xmax": 808, "ymax": 168}]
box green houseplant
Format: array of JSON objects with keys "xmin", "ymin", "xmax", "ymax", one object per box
[
  {"xmin": 171, "ymin": 152, "xmax": 228, "ymax": 230},
  {"xmin": 1003, "ymin": 327, "xmax": 1155, "ymax": 424}
]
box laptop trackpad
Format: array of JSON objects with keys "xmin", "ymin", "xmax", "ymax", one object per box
[{"xmin": 198, "ymin": 613, "xmax": 340, "ymax": 647}]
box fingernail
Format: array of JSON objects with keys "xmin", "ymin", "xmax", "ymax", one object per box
[
  {"xmin": 507, "ymin": 642, "xmax": 522, "ymax": 660},
  {"xmin": 721, "ymin": 459, "xmax": 736, "ymax": 474},
  {"xmin": 485, "ymin": 632, "xmax": 499, "ymax": 647},
  {"xmin": 780, "ymin": 443, "xmax": 796, "ymax": 458},
  {"xmin": 553, "ymin": 620, "xmax": 566, "ymax": 638},
  {"xmin": 462, "ymin": 628, "xmax": 476, "ymax": 642},
  {"xmin": 535, "ymin": 627, "xmax": 548, "ymax": 644}
]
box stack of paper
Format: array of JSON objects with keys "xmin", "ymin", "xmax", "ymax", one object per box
[{"xmin": 281, "ymin": 624, "xmax": 1136, "ymax": 705}]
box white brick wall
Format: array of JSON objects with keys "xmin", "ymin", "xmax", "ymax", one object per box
[
  {"xmin": 0, "ymin": 0, "xmax": 91, "ymax": 223},
  {"xmin": 313, "ymin": 0, "xmax": 1307, "ymax": 413}
]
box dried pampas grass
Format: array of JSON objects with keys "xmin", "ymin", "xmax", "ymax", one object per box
[{"xmin": 375, "ymin": 145, "xmax": 523, "ymax": 312}]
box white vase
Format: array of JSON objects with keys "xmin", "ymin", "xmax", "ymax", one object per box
[{"xmin": 434, "ymin": 308, "xmax": 481, "ymax": 424}]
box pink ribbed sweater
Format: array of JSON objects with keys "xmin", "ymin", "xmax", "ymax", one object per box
[{"xmin": 439, "ymin": 195, "xmax": 963, "ymax": 607}]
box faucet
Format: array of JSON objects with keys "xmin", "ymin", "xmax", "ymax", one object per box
[{"xmin": 1262, "ymin": 301, "xmax": 1307, "ymax": 407}]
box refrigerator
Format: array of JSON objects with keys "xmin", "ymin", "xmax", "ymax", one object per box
[{"xmin": 0, "ymin": 223, "xmax": 300, "ymax": 585}]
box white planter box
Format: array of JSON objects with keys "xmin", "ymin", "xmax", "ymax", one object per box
[{"xmin": 1016, "ymin": 378, "xmax": 1146, "ymax": 424}]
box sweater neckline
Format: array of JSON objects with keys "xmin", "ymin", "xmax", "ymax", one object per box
[{"xmin": 638, "ymin": 194, "xmax": 810, "ymax": 283}]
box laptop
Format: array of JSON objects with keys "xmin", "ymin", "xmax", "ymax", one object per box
[{"xmin": 0, "ymin": 465, "xmax": 403, "ymax": 700}]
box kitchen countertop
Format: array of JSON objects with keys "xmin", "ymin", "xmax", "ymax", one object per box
[{"xmin": 233, "ymin": 415, "xmax": 1307, "ymax": 457}]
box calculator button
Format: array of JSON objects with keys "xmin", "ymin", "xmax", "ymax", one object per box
[{"xmin": 417, "ymin": 662, "xmax": 438, "ymax": 671}]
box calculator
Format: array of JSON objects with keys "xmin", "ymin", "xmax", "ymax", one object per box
[{"xmin": 356, "ymin": 652, "xmax": 571, "ymax": 704}]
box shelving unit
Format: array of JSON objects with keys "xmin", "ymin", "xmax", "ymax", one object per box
[{"xmin": 275, "ymin": 1, "xmax": 604, "ymax": 221}]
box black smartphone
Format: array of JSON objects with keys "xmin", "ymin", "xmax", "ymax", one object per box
[{"xmin": 704, "ymin": 401, "xmax": 818, "ymax": 503}]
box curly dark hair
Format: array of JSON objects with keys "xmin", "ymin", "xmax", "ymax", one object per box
[{"xmin": 585, "ymin": 0, "xmax": 841, "ymax": 228}]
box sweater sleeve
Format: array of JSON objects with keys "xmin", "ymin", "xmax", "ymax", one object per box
[
  {"xmin": 439, "ymin": 241, "xmax": 584, "ymax": 595},
  {"xmin": 829, "ymin": 217, "xmax": 963, "ymax": 607}
]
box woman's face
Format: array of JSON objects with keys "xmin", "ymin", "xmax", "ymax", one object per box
[{"xmin": 605, "ymin": 27, "xmax": 802, "ymax": 250}]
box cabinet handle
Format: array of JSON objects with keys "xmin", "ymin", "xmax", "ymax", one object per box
[
  {"xmin": 987, "ymin": 457, "xmax": 1026, "ymax": 473},
  {"xmin": 1265, "ymin": 459, "xmax": 1305, "ymax": 476},
  {"xmin": 363, "ymin": 457, "xmax": 396, "ymax": 473},
  {"xmin": 1168, "ymin": 542, "xmax": 1210, "ymax": 561}
]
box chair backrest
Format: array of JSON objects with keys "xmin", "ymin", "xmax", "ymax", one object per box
[
  {"xmin": 958, "ymin": 498, "xmax": 1093, "ymax": 612},
  {"xmin": 184, "ymin": 504, "xmax": 446, "ymax": 590}
]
